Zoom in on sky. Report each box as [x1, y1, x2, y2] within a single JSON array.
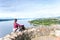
[[0, 0, 60, 18]]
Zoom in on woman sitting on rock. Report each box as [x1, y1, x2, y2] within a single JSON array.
[[13, 19, 25, 32]]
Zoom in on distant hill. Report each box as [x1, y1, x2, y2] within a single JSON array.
[[0, 18, 35, 22], [0, 19, 14, 21], [56, 16, 60, 18]]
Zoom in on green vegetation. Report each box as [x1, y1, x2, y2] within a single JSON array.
[[29, 18, 60, 26]]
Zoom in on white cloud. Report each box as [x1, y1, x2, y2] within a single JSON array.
[[0, 0, 60, 18], [33, 5, 60, 18]]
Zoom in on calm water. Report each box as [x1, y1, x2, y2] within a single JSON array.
[[0, 19, 34, 38]]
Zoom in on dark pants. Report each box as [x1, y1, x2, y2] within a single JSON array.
[[19, 25, 25, 31], [21, 25, 25, 30]]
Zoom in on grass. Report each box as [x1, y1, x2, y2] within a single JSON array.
[[29, 18, 60, 26]]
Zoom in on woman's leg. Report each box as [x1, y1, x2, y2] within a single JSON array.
[[13, 28, 18, 32]]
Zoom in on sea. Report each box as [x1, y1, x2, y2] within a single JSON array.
[[0, 18, 35, 38]]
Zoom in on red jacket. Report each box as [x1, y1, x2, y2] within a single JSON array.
[[14, 22, 21, 28]]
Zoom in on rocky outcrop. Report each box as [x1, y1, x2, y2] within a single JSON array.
[[1, 25, 58, 40]]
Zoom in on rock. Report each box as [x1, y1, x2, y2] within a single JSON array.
[[49, 31, 55, 36], [11, 33, 17, 37], [3, 26, 55, 40], [17, 32, 23, 36], [4, 34, 11, 38], [55, 30, 60, 37], [3, 38, 11, 40]]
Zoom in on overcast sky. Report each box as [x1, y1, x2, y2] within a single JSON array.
[[0, 0, 60, 18]]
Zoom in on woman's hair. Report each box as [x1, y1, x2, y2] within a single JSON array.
[[15, 19, 17, 22]]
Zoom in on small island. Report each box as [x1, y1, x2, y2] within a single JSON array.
[[29, 18, 60, 26]]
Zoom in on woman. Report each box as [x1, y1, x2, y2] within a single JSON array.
[[13, 19, 25, 32]]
